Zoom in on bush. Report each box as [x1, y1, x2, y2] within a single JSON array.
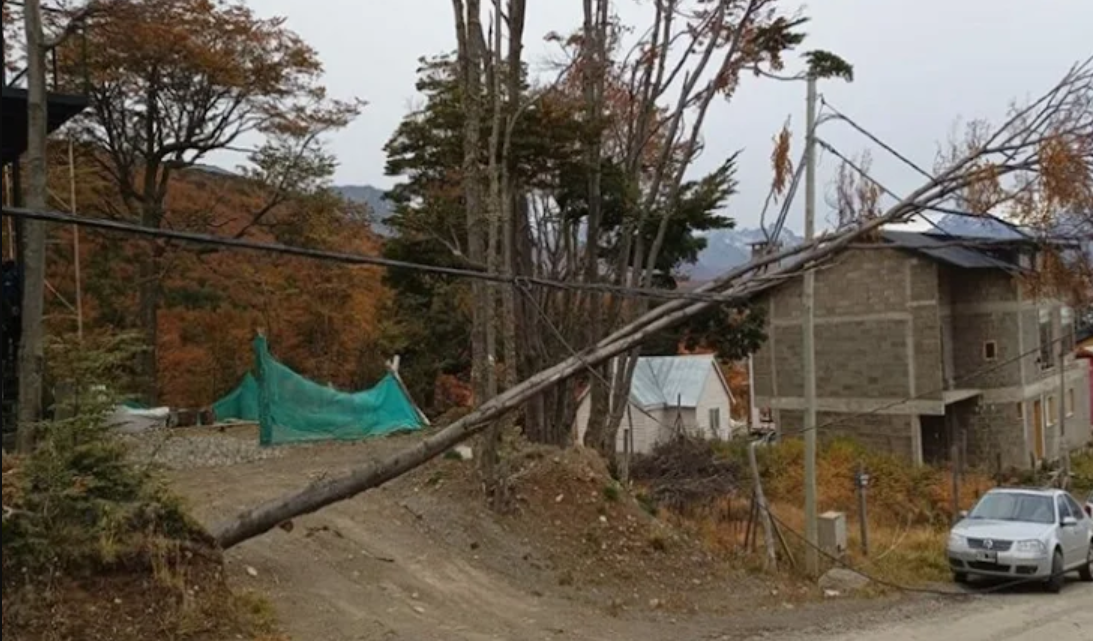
[[3, 332, 206, 588], [754, 437, 993, 528], [631, 433, 742, 516]]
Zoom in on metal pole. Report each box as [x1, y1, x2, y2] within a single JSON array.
[[803, 73, 820, 577], [68, 137, 82, 341], [1059, 341, 1070, 485], [857, 462, 869, 556]]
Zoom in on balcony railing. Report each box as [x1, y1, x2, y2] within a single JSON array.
[[2, 0, 90, 96]]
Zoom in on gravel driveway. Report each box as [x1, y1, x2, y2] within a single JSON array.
[[778, 583, 1092, 641]]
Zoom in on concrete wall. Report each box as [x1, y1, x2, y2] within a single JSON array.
[[753, 248, 940, 461], [751, 246, 1086, 469], [776, 410, 916, 461]]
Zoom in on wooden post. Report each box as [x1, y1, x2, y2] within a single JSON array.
[[68, 138, 83, 342], [949, 414, 960, 524], [621, 404, 634, 485], [749, 442, 777, 572]]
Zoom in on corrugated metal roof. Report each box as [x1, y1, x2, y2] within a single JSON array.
[[879, 230, 1019, 270], [630, 355, 718, 409]]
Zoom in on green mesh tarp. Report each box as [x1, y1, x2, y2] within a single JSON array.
[[212, 373, 260, 423], [214, 336, 425, 446]]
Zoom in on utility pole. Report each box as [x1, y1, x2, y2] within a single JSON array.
[[802, 73, 819, 577], [17, 0, 50, 450], [68, 137, 83, 342]]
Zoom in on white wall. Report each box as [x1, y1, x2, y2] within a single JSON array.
[[696, 364, 733, 440], [572, 362, 734, 453], [574, 394, 667, 455]]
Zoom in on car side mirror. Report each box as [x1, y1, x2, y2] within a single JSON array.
[[1062, 516, 1079, 527]]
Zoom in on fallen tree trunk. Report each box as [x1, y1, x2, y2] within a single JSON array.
[[209, 194, 941, 550], [210, 60, 1092, 549]]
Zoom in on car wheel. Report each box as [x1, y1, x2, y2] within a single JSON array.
[[1045, 549, 1066, 594], [953, 572, 969, 585], [1080, 542, 1093, 583]]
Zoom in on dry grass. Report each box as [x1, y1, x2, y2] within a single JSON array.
[[640, 438, 992, 590]]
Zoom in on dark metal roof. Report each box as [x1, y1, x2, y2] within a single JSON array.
[[879, 230, 1022, 270]]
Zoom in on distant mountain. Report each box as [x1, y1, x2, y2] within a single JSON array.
[[683, 227, 804, 282], [336, 185, 395, 236]]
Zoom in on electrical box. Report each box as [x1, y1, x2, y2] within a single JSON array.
[[818, 511, 847, 558]]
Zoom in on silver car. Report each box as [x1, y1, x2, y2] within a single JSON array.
[[947, 488, 1093, 593]]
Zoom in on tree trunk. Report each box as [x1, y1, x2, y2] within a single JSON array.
[[479, 0, 503, 495], [211, 224, 830, 549], [138, 250, 160, 404], [209, 173, 1023, 548], [16, 0, 49, 449]]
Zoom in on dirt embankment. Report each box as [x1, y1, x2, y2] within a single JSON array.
[[153, 427, 922, 641]]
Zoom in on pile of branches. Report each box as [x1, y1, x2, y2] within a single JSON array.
[[631, 433, 741, 515]]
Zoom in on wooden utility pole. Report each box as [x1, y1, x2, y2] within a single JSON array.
[[802, 73, 820, 576], [16, 0, 49, 450], [749, 442, 778, 572], [68, 137, 83, 342]]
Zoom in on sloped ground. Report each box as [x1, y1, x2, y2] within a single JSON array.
[[155, 427, 938, 641]]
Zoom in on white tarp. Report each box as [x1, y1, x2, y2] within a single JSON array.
[[107, 405, 170, 434]]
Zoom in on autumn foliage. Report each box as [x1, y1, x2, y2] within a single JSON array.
[[41, 144, 389, 409]]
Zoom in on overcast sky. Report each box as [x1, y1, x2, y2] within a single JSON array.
[[241, 0, 1091, 231]]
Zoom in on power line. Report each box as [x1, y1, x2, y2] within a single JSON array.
[[759, 500, 1085, 598], [0, 205, 781, 305]]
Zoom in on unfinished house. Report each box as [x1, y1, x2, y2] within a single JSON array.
[[751, 229, 1091, 469]]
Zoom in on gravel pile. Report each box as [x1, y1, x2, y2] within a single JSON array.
[[123, 430, 287, 470]]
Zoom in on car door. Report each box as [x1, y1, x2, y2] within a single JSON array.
[[1056, 496, 1080, 567], [1066, 494, 1093, 560]]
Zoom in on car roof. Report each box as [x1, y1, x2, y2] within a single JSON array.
[[985, 487, 1060, 497]]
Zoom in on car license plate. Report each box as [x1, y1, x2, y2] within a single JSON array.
[[975, 551, 998, 563]]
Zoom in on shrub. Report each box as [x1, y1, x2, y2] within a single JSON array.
[[3, 332, 206, 588]]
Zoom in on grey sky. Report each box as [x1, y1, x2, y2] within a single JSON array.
[[243, 0, 1091, 231]]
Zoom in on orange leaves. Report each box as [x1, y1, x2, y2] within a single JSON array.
[[769, 121, 793, 199], [1038, 135, 1093, 213]]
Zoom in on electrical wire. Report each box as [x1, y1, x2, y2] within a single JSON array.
[[0, 205, 780, 305], [759, 500, 1091, 598]]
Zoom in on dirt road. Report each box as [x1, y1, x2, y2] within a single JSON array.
[[154, 430, 1091, 641], [785, 584, 1092, 641]]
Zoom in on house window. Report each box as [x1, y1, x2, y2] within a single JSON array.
[[1067, 389, 1075, 417], [1039, 309, 1055, 370], [708, 408, 721, 436], [983, 341, 998, 361], [1047, 395, 1057, 425]]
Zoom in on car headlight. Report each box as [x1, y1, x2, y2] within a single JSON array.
[[948, 533, 967, 549], [1015, 540, 1047, 555]]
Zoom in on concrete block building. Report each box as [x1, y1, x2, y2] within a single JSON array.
[[751, 229, 1090, 469]]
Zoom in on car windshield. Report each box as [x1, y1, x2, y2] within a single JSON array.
[[968, 493, 1055, 524]]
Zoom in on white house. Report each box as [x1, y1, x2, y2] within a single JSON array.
[[573, 354, 736, 455]]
